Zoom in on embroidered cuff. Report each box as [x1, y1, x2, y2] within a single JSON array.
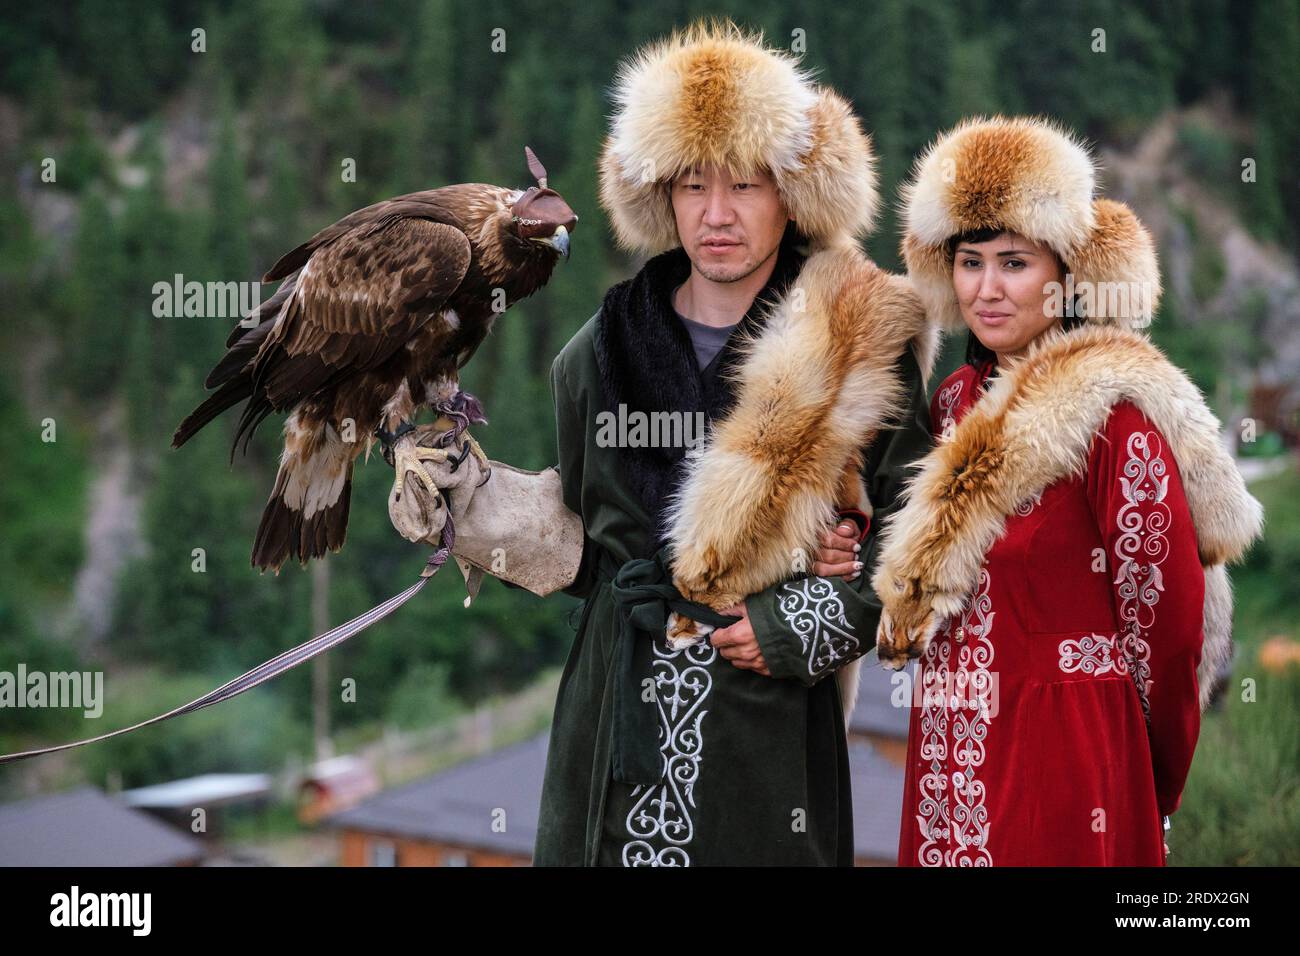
[[749, 576, 863, 686]]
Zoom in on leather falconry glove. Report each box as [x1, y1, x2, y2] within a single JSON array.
[[386, 423, 584, 604]]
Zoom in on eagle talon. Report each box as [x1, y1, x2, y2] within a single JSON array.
[[463, 433, 491, 476], [376, 419, 418, 468], [391, 440, 452, 501], [447, 439, 473, 473]]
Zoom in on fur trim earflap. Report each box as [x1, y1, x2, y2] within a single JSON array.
[[870, 323, 1264, 709], [598, 19, 879, 254], [900, 116, 1161, 330]]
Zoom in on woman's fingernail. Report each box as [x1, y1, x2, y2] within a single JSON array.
[[848, 572, 859, 581], [853, 561, 863, 570], [853, 543, 861, 553]]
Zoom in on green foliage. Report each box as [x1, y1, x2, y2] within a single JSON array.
[[111, 368, 313, 673], [385, 661, 463, 730], [1243, 121, 1290, 244], [1249, 0, 1300, 246], [1177, 121, 1239, 197], [0, 380, 88, 605], [1174, 669, 1300, 866], [52, 116, 112, 193], [60, 191, 129, 398], [1190, 232, 1227, 307], [76, 669, 310, 788], [1237, 466, 1300, 616], [208, 79, 254, 283], [0, 596, 83, 741], [1171, 464, 1300, 865]]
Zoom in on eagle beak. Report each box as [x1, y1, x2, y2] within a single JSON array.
[[536, 225, 570, 259]]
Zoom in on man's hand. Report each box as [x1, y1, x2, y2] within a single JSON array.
[[814, 520, 863, 581], [711, 602, 771, 676]]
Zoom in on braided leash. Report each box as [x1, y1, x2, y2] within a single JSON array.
[[0, 542, 453, 765]]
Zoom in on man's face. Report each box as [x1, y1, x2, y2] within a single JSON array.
[[670, 163, 790, 283]]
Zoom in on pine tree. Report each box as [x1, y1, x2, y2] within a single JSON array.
[[392, 0, 455, 193], [63, 190, 127, 398], [208, 79, 253, 283], [1250, 0, 1300, 245]]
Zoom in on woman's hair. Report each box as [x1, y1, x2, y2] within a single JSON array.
[[945, 227, 1084, 369]]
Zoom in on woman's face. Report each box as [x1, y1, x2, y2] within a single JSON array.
[[952, 231, 1066, 363]]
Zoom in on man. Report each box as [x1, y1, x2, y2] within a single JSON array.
[[390, 21, 936, 866]]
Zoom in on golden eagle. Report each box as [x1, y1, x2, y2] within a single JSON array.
[[172, 148, 576, 571]]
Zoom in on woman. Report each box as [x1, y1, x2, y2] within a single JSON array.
[[816, 117, 1263, 865]]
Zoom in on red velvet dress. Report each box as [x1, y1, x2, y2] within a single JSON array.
[[896, 361, 1206, 866]]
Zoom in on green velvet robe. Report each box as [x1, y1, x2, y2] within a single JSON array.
[[532, 311, 932, 866]]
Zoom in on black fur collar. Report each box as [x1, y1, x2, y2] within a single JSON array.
[[594, 227, 807, 542]]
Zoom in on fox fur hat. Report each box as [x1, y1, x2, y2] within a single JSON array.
[[598, 19, 879, 255], [900, 115, 1161, 330]]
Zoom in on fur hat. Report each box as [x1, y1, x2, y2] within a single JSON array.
[[900, 115, 1161, 330], [598, 19, 879, 255]]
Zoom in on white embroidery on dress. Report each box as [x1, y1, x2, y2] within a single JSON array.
[[622, 638, 717, 867], [1058, 632, 1127, 675], [916, 639, 952, 865], [1113, 430, 1170, 721], [1014, 489, 1044, 517], [937, 380, 965, 440], [917, 566, 996, 866], [776, 577, 859, 677]]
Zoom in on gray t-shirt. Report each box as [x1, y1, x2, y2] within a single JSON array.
[[673, 286, 739, 369]]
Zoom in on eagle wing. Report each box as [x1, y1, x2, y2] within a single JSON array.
[[233, 217, 472, 447]]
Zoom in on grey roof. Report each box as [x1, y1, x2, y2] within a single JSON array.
[[849, 655, 912, 739], [327, 733, 548, 857], [0, 786, 206, 866], [848, 741, 905, 863], [122, 773, 271, 809]]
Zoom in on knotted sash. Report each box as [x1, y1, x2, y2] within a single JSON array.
[[599, 546, 739, 786]]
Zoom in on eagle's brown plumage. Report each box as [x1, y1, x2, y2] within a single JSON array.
[[173, 155, 577, 572]]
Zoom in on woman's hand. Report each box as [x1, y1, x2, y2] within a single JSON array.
[[814, 520, 863, 581]]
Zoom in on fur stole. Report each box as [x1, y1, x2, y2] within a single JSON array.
[[871, 323, 1265, 709], [665, 241, 939, 712]]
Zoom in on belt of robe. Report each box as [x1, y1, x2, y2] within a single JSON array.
[[594, 545, 740, 787]]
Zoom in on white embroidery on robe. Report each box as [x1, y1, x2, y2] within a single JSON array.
[[1113, 430, 1170, 722], [622, 638, 717, 867], [1058, 632, 1127, 675], [775, 577, 859, 677], [917, 566, 995, 866], [936, 379, 965, 440]]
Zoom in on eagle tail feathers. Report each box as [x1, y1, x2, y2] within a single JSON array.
[[250, 442, 355, 572], [171, 377, 254, 450]]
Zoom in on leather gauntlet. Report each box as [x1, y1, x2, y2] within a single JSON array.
[[387, 425, 584, 601]]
